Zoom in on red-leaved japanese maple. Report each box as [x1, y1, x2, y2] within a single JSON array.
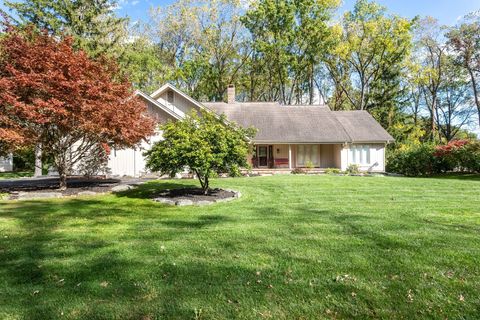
[[0, 25, 155, 189]]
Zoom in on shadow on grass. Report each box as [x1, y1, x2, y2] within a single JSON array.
[[114, 180, 198, 199], [419, 173, 480, 181], [1, 180, 478, 319], [0, 196, 237, 319]]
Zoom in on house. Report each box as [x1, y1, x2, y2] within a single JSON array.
[[107, 83, 393, 176], [0, 154, 13, 172]]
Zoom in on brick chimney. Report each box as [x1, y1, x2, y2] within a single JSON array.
[[227, 84, 235, 104]]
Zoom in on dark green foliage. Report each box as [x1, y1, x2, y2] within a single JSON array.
[[12, 147, 34, 171], [145, 110, 255, 193], [325, 167, 342, 174], [387, 144, 446, 176], [345, 164, 360, 174], [437, 140, 480, 173], [387, 140, 480, 176], [291, 167, 306, 174], [4, 0, 127, 58]]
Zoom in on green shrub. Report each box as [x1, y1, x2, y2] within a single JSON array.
[[387, 144, 445, 176], [435, 140, 480, 173], [325, 168, 342, 174], [305, 160, 314, 169], [291, 168, 306, 174], [345, 164, 360, 175], [387, 140, 480, 176]]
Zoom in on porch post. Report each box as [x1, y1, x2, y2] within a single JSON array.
[[288, 144, 292, 169]]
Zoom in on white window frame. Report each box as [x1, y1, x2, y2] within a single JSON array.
[[349, 145, 371, 165], [296, 144, 319, 167]]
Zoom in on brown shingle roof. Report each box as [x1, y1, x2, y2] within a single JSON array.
[[203, 102, 393, 143]]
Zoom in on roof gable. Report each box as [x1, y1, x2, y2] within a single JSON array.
[[150, 83, 206, 112], [135, 90, 182, 120]]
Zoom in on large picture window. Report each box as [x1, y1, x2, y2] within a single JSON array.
[[349, 145, 371, 165], [296, 145, 319, 167]]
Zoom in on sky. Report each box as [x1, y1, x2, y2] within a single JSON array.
[[112, 0, 480, 25], [1, 0, 479, 26]]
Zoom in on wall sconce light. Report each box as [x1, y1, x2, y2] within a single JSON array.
[[277, 148, 280, 154]]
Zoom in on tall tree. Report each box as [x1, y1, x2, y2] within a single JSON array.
[[447, 13, 480, 127], [414, 17, 446, 140], [326, 0, 414, 113], [148, 0, 247, 101], [4, 0, 127, 58], [120, 34, 167, 93], [0, 26, 154, 189], [436, 58, 476, 141], [242, 0, 339, 104]]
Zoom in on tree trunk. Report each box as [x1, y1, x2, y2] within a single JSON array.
[[203, 175, 209, 195], [34, 144, 42, 177], [195, 169, 209, 195], [59, 171, 67, 190], [467, 67, 480, 127], [309, 65, 314, 105], [431, 95, 437, 140]]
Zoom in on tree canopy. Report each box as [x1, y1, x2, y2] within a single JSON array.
[[145, 110, 255, 194], [2, 0, 479, 159], [0, 25, 155, 188]]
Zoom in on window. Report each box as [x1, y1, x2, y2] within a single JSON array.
[[167, 90, 175, 103], [349, 145, 371, 165], [296, 145, 319, 167]]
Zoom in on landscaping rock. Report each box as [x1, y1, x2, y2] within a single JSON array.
[[111, 184, 133, 192], [175, 199, 194, 206], [78, 191, 97, 196], [215, 197, 235, 203], [150, 188, 240, 206], [153, 197, 176, 205], [196, 200, 214, 206], [17, 192, 63, 200]]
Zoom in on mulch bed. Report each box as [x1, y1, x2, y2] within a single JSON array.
[[152, 188, 239, 206], [0, 177, 121, 194]]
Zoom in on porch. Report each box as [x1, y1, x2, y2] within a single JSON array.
[[250, 144, 342, 170]]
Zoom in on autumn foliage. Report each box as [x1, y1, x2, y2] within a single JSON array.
[[0, 25, 155, 188]]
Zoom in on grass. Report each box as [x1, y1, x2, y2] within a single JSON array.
[[0, 174, 479, 319], [0, 171, 33, 179]]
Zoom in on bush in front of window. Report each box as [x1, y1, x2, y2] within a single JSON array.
[[305, 160, 315, 169], [325, 168, 342, 174], [345, 164, 360, 175], [291, 168, 306, 174]]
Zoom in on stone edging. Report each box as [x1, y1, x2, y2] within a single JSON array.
[[9, 182, 143, 201], [152, 188, 242, 206]]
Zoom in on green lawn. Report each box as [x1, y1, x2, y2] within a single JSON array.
[[0, 171, 33, 179], [1, 175, 479, 319]]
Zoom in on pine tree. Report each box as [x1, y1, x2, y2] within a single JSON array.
[[4, 0, 127, 58]]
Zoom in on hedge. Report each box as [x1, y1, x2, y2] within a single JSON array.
[[387, 140, 480, 176]]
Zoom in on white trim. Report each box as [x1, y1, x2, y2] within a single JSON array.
[[288, 144, 292, 169], [135, 90, 183, 120], [150, 83, 207, 112]]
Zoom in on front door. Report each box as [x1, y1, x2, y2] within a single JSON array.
[[258, 146, 268, 167]]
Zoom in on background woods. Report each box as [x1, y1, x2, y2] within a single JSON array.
[[2, 0, 480, 153]]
